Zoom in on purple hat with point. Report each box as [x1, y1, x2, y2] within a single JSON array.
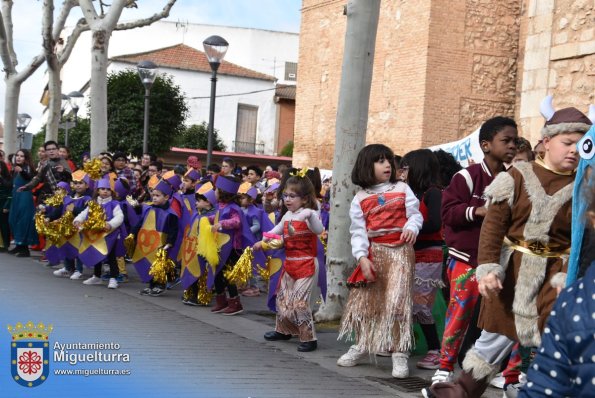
[[184, 168, 201, 182], [238, 182, 259, 199], [215, 175, 240, 194], [57, 181, 71, 194], [162, 170, 182, 191], [264, 182, 280, 194], [96, 176, 112, 190], [114, 177, 130, 200], [197, 182, 217, 207], [154, 179, 173, 196]]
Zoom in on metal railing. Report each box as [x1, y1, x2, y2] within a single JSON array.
[[232, 140, 264, 154]]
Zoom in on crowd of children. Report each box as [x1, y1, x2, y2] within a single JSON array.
[[1, 98, 594, 396]]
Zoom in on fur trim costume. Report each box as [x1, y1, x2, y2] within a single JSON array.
[[476, 161, 574, 347]]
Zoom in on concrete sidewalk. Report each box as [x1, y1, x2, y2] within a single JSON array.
[[1, 251, 501, 397]]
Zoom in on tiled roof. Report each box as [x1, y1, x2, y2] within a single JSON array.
[[275, 84, 296, 100], [111, 44, 276, 82]]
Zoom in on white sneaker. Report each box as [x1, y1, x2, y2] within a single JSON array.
[[431, 369, 454, 385], [83, 276, 103, 285], [491, 372, 505, 389], [391, 352, 409, 378], [376, 350, 392, 357], [337, 345, 367, 367], [503, 382, 524, 398], [70, 271, 83, 280], [107, 278, 118, 289], [53, 267, 72, 278]]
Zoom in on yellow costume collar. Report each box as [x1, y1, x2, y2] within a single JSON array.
[[535, 157, 575, 176]]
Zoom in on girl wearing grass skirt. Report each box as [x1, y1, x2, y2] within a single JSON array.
[[337, 144, 423, 378]]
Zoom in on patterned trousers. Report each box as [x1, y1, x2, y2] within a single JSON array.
[[275, 272, 317, 342], [438, 258, 522, 384], [439, 258, 480, 371]]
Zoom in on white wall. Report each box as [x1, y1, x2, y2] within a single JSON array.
[[55, 21, 297, 155], [108, 62, 277, 155], [60, 20, 298, 96]]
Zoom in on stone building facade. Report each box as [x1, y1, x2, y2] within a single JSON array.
[[293, 0, 594, 168]]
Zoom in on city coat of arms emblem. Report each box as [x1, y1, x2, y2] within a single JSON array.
[[8, 321, 52, 387]]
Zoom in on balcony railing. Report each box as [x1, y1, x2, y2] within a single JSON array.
[[232, 140, 264, 155]]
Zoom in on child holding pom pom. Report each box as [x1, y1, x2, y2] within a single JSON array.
[[132, 179, 179, 297], [254, 172, 324, 352], [73, 176, 124, 289]]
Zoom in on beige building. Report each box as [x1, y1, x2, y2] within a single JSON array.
[[293, 0, 594, 168]]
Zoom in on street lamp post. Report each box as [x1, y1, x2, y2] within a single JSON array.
[[60, 94, 72, 147], [67, 91, 84, 124], [59, 91, 83, 147], [137, 61, 158, 154], [202, 35, 229, 167], [16, 113, 32, 150]]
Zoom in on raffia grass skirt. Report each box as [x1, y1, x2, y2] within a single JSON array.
[[338, 242, 415, 353]]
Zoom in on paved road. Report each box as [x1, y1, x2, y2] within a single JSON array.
[[0, 252, 501, 397]]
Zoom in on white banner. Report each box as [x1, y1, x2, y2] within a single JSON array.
[[429, 128, 484, 168]]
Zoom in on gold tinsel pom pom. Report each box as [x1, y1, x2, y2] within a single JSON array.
[[81, 201, 107, 232], [57, 211, 77, 239], [223, 246, 254, 287], [34, 212, 61, 244], [124, 234, 135, 258], [197, 274, 213, 305], [43, 189, 67, 207], [83, 157, 103, 181], [149, 247, 176, 285], [256, 256, 272, 283]]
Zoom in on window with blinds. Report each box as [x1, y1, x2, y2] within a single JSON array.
[[285, 62, 297, 81], [234, 104, 258, 153]]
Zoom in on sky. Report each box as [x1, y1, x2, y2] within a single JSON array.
[[0, 0, 302, 136]]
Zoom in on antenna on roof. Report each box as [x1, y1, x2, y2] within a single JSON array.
[[176, 19, 189, 43]]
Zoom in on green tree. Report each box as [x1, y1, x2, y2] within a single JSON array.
[[280, 140, 293, 156], [174, 122, 226, 151], [107, 69, 188, 156]]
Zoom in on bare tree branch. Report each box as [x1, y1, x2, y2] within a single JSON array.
[[52, 0, 78, 39], [114, 0, 176, 31], [42, 0, 56, 60], [0, 11, 15, 77], [58, 18, 89, 65], [79, 0, 99, 27], [1, 0, 17, 72]]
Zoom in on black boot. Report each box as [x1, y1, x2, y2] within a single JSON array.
[[264, 331, 292, 341], [14, 245, 30, 257], [297, 340, 317, 352]]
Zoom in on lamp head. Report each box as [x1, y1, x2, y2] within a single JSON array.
[[16, 113, 32, 131], [67, 91, 84, 113], [202, 35, 229, 70], [137, 60, 158, 89]]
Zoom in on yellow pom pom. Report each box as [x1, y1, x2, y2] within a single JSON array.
[[81, 201, 107, 232], [148, 248, 176, 285], [124, 234, 135, 258], [197, 274, 213, 305], [223, 247, 254, 287], [43, 190, 67, 207], [83, 158, 103, 181], [58, 211, 77, 239]]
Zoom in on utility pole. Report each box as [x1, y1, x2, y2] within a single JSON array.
[[315, 0, 381, 321]]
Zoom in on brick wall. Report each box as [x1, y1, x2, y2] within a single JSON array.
[[517, 0, 594, 145], [295, 0, 592, 168]]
